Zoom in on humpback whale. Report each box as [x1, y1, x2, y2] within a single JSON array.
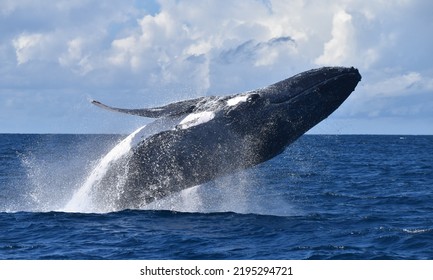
[[91, 67, 361, 210]]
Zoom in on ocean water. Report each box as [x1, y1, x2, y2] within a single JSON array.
[[0, 134, 432, 259]]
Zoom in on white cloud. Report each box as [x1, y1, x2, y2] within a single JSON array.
[[109, 37, 138, 68], [340, 70, 433, 121], [12, 33, 44, 64], [364, 72, 424, 97], [2, 0, 433, 133], [315, 9, 355, 65], [58, 38, 93, 75]]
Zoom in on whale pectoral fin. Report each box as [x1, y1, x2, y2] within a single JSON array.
[[91, 97, 206, 118]]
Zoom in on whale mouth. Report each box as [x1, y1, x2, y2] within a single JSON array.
[[267, 67, 361, 104]]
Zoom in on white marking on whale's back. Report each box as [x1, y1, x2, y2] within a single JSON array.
[[178, 111, 215, 129], [226, 95, 249, 106]]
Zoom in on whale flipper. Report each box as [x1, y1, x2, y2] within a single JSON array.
[[91, 97, 206, 118]]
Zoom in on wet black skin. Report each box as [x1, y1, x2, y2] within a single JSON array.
[[94, 67, 362, 209]]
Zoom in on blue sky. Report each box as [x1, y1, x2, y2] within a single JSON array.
[[1, 0, 432, 134]]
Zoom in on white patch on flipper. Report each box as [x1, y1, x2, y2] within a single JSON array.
[[178, 111, 215, 129], [226, 95, 249, 106]]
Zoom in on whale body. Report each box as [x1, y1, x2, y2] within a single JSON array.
[[91, 67, 361, 210]]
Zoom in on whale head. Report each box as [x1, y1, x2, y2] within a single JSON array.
[[222, 67, 362, 162]]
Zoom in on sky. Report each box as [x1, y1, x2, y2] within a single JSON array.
[[1, 0, 432, 134]]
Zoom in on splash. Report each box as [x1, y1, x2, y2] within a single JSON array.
[[58, 121, 296, 215], [60, 116, 183, 213], [141, 170, 297, 216], [61, 126, 147, 213], [13, 123, 296, 216], [51, 112, 296, 215], [16, 136, 105, 212]]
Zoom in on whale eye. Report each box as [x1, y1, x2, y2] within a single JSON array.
[[247, 93, 260, 102]]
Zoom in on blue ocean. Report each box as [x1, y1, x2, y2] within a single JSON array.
[[1, 134, 432, 259]]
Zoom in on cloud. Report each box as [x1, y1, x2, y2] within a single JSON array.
[[3, 1, 414, 84], [1, 0, 433, 133], [364, 72, 424, 97], [58, 38, 93, 75], [12, 33, 45, 64], [339, 70, 433, 121], [219, 36, 295, 65], [315, 10, 355, 65]]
